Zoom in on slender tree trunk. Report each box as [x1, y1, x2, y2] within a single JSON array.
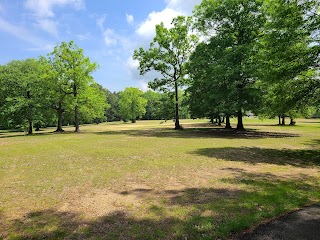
[[55, 102, 64, 132], [74, 104, 80, 132], [289, 117, 295, 125], [281, 115, 285, 125], [236, 109, 245, 130], [225, 114, 232, 129], [26, 90, 33, 135], [28, 119, 33, 135], [222, 116, 225, 123], [174, 80, 181, 130], [218, 116, 222, 126], [278, 115, 281, 125], [74, 85, 80, 132]]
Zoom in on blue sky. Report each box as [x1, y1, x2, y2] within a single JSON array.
[[0, 0, 201, 92]]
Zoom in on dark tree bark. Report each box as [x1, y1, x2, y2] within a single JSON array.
[[74, 84, 80, 132], [225, 114, 232, 129], [55, 102, 64, 132], [174, 80, 182, 130], [236, 109, 245, 130], [281, 115, 286, 125], [222, 116, 225, 123], [26, 90, 33, 135], [278, 115, 281, 125], [289, 118, 295, 125], [28, 120, 33, 135], [218, 116, 222, 126]]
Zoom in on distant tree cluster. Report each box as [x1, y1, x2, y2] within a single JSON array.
[[0, 41, 109, 134], [134, 0, 320, 130]]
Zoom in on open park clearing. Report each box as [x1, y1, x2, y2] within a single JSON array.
[[0, 118, 319, 239]]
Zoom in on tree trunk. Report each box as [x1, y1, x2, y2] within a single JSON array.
[[225, 114, 232, 129], [131, 119, 136, 123], [218, 116, 222, 126], [174, 81, 181, 130], [222, 116, 225, 123], [236, 109, 245, 130], [278, 115, 281, 125], [281, 116, 285, 125], [74, 104, 80, 132], [55, 102, 64, 132], [289, 118, 295, 125], [74, 85, 80, 132], [28, 119, 33, 135]]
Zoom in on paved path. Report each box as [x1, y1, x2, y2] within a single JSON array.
[[238, 204, 320, 240]]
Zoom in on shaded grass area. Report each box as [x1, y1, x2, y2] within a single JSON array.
[[191, 147, 320, 167], [0, 118, 319, 239], [4, 172, 319, 240]]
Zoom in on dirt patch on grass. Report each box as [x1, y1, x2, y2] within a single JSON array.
[[60, 189, 142, 219]]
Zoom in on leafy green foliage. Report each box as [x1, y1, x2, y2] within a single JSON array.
[[190, 0, 265, 130], [134, 16, 198, 129], [119, 87, 147, 123], [0, 59, 51, 133]]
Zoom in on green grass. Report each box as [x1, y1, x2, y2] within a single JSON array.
[[0, 118, 319, 239]]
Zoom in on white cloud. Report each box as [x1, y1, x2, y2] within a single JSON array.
[[139, 80, 149, 92], [165, 0, 201, 14], [136, 8, 182, 38], [126, 13, 134, 25], [103, 29, 118, 46], [76, 32, 92, 41], [96, 14, 106, 31], [24, 0, 85, 37], [126, 56, 139, 70], [36, 19, 59, 37], [0, 16, 53, 51], [25, 0, 85, 18]]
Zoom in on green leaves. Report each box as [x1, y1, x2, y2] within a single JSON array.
[[119, 87, 147, 123]]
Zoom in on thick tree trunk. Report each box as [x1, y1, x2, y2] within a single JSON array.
[[55, 102, 64, 132], [281, 116, 285, 125], [225, 114, 232, 129], [236, 110, 245, 130], [278, 115, 281, 125], [28, 120, 33, 135], [174, 81, 181, 130]]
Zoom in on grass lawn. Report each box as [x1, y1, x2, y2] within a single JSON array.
[[0, 118, 319, 239]]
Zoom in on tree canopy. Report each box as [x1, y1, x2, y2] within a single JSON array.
[[133, 16, 198, 129]]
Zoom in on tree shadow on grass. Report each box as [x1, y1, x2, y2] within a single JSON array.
[[190, 147, 320, 167], [2, 172, 319, 240], [95, 127, 299, 140]]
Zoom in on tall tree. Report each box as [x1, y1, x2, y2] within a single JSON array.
[[0, 59, 47, 134], [258, 0, 320, 119], [44, 41, 98, 132], [133, 16, 198, 130], [192, 0, 265, 130], [119, 87, 147, 123]]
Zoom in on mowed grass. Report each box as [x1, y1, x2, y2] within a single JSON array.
[[0, 118, 319, 239]]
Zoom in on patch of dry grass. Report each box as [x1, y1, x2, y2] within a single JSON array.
[[0, 118, 319, 239]]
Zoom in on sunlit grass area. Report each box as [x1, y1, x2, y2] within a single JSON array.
[[0, 118, 319, 239]]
